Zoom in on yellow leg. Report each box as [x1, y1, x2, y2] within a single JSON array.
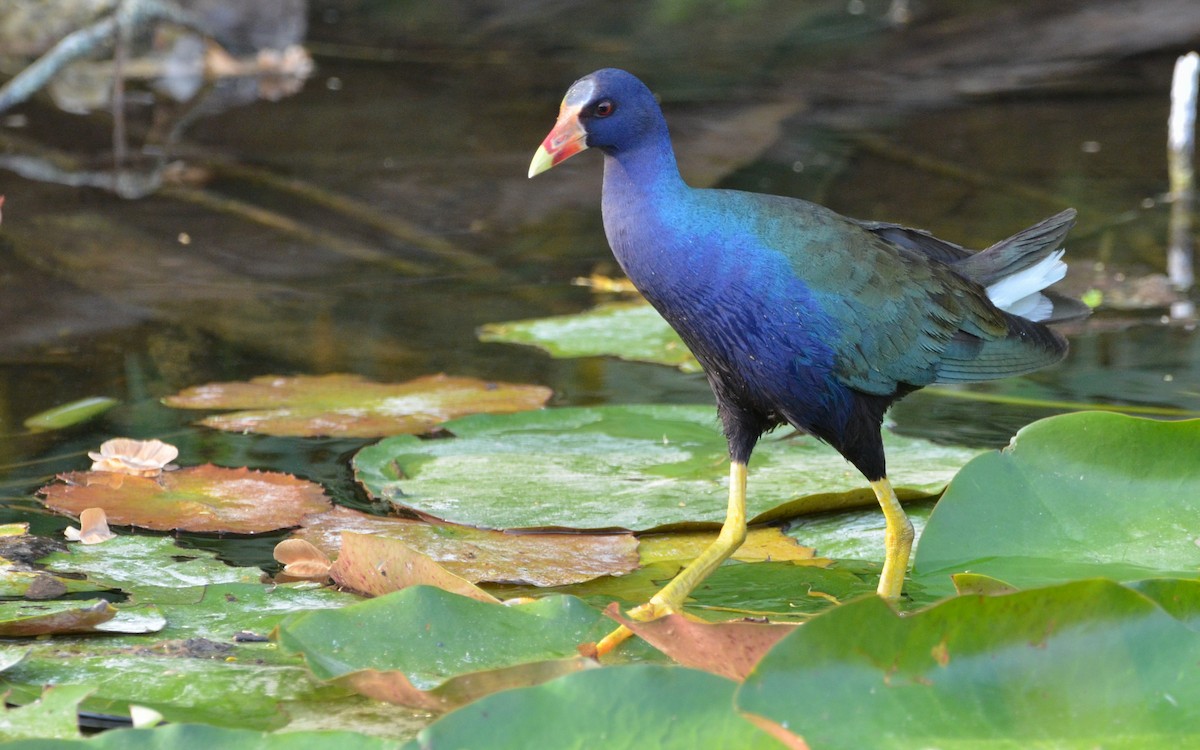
[[871, 477, 913, 600], [595, 461, 749, 656]]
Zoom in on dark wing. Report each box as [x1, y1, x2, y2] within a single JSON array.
[[748, 196, 1067, 395]]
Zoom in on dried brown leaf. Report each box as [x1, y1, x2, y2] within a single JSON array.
[[298, 506, 638, 586], [272, 538, 332, 580], [330, 531, 499, 603], [605, 603, 799, 682]]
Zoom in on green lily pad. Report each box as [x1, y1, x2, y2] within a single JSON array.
[[0, 684, 92, 741], [163, 373, 553, 437], [737, 579, 1200, 749], [0, 584, 357, 732], [295, 506, 639, 586], [914, 412, 1200, 591], [408, 664, 783, 749], [354, 405, 978, 532], [37, 535, 265, 590], [0, 533, 363, 733], [275, 586, 610, 707], [23, 397, 119, 432], [479, 301, 702, 372], [787, 500, 934, 561], [0, 722, 404, 748], [38, 466, 332, 534]]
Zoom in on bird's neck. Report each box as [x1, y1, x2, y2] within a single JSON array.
[[599, 136, 697, 300], [601, 135, 687, 211]]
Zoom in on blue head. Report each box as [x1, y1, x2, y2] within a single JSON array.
[[528, 69, 671, 177]]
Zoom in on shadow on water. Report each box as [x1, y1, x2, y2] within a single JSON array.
[[0, 1, 1198, 561]]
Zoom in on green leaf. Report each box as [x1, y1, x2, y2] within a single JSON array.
[[163, 374, 552, 438], [0, 684, 91, 741], [738, 579, 1200, 749], [479, 301, 702, 372], [23, 397, 119, 432], [0, 722, 404, 748], [355, 405, 978, 532], [409, 664, 784, 750], [914, 412, 1200, 591], [275, 587, 608, 692], [37, 535, 265, 591], [1, 534, 363, 732]]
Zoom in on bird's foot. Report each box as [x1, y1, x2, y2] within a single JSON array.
[[593, 596, 678, 657]]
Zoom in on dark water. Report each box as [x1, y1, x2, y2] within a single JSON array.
[[1, 2, 1198, 554]]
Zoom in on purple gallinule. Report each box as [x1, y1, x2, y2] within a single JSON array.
[[530, 69, 1086, 652]]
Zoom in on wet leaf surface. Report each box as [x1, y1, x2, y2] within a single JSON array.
[[296, 505, 639, 586], [738, 580, 1200, 749], [354, 405, 977, 532], [38, 465, 332, 534], [0, 536, 367, 734], [479, 301, 702, 372], [163, 374, 553, 437]]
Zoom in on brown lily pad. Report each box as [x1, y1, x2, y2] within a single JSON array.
[[0, 601, 117, 637], [162, 373, 553, 437], [38, 465, 331, 534], [296, 506, 639, 587], [330, 531, 500, 603], [605, 604, 799, 682]]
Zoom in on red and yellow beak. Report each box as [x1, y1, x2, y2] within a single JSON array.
[[528, 103, 587, 178]]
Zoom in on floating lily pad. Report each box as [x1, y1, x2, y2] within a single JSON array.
[[38, 535, 265, 591], [163, 373, 553, 437], [0, 684, 92, 741], [914, 412, 1200, 592], [296, 506, 639, 586], [354, 405, 978, 532], [0, 532, 367, 732], [275, 586, 610, 708], [38, 465, 332, 534], [408, 664, 782, 749], [737, 579, 1200, 749], [0, 723, 405, 748], [479, 301, 702, 372]]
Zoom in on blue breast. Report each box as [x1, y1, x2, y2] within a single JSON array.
[[602, 175, 853, 435]]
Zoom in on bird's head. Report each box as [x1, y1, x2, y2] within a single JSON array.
[[528, 69, 663, 178]]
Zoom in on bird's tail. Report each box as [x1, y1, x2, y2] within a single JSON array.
[[954, 208, 1089, 323]]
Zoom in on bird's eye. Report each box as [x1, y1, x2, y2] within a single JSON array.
[[593, 100, 615, 118]]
